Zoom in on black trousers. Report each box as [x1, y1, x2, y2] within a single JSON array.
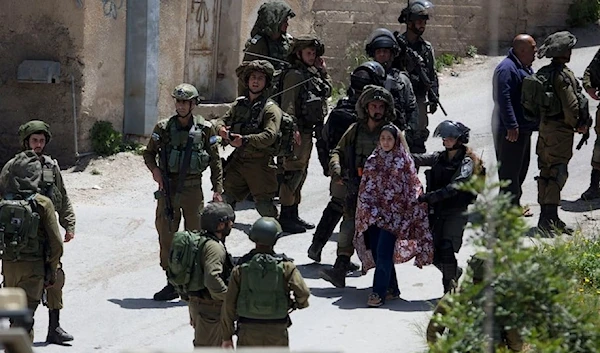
[[493, 129, 532, 207]]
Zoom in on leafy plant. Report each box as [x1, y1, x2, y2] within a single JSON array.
[[90, 121, 122, 156], [344, 41, 370, 76], [567, 0, 600, 27], [434, 53, 462, 72], [466, 45, 478, 58]]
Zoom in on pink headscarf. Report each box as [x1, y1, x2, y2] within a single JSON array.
[[353, 125, 434, 272]]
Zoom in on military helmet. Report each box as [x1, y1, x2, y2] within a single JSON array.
[[433, 120, 470, 144], [248, 217, 283, 246], [467, 252, 491, 282], [240, 60, 276, 87], [200, 202, 236, 234], [398, 0, 434, 23], [171, 83, 200, 104], [350, 61, 386, 92], [19, 120, 52, 146], [537, 31, 577, 59], [288, 35, 325, 61], [355, 85, 396, 122], [365, 28, 399, 57]]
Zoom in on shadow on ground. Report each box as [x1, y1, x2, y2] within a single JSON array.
[[107, 298, 187, 309], [310, 286, 440, 312], [561, 198, 600, 213], [297, 263, 362, 280]]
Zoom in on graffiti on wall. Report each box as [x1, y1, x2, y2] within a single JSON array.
[[192, 0, 209, 38], [102, 0, 124, 19]]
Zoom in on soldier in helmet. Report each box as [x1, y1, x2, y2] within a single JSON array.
[[395, 0, 439, 153], [365, 28, 419, 143], [581, 47, 600, 200], [319, 85, 396, 288], [216, 60, 282, 218], [186, 202, 235, 347], [0, 120, 74, 344], [412, 120, 484, 293], [238, 0, 296, 95], [143, 83, 224, 301], [533, 31, 589, 235], [278, 36, 332, 234], [221, 217, 310, 348], [427, 253, 524, 350], [309, 61, 386, 263], [0, 151, 64, 344]]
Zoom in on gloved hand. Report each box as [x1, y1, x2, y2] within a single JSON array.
[[428, 101, 438, 115], [418, 193, 432, 204]]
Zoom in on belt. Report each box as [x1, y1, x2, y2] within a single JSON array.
[[166, 177, 202, 187], [238, 316, 288, 324], [234, 150, 270, 159], [189, 296, 222, 307]]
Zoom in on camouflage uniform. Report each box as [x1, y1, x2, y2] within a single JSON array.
[[580, 48, 600, 200], [215, 61, 282, 218], [534, 32, 587, 234], [238, 1, 295, 95], [143, 84, 223, 300], [394, 1, 439, 153], [0, 151, 63, 342], [221, 218, 310, 348], [187, 202, 235, 347], [426, 253, 524, 351], [0, 120, 75, 343], [308, 61, 387, 263], [319, 86, 396, 288], [278, 36, 332, 233]]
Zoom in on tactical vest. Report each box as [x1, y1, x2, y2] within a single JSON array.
[[401, 34, 435, 96], [325, 98, 358, 152], [521, 65, 563, 122], [0, 194, 43, 261], [245, 34, 291, 70], [229, 98, 268, 136], [425, 149, 475, 211], [287, 68, 329, 129], [162, 116, 212, 175], [385, 69, 409, 128], [40, 156, 63, 211], [352, 124, 382, 170], [237, 253, 289, 320]]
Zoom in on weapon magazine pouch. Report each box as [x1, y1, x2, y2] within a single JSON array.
[[168, 149, 181, 173], [302, 91, 325, 125]]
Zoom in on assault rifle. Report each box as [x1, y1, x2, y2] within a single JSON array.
[[152, 133, 174, 231], [394, 32, 448, 116]]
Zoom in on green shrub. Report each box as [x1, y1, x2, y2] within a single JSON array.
[[344, 41, 370, 76], [568, 0, 600, 27], [466, 45, 478, 58], [90, 121, 122, 156], [434, 53, 462, 72]]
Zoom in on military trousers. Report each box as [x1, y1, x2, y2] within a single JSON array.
[[536, 120, 574, 205], [329, 178, 346, 213], [280, 132, 313, 207], [410, 96, 430, 153], [592, 108, 600, 170], [156, 178, 204, 270], [237, 322, 289, 347], [430, 211, 469, 254], [337, 202, 356, 257], [2, 260, 45, 339], [45, 265, 65, 310], [223, 153, 278, 217], [188, 296, 223, 347]]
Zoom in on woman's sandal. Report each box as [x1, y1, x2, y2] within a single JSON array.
[[367, 293, 383, 307], [385, 289, 401, 301]]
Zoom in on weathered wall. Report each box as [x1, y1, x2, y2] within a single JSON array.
[[0, 0, 84, 166]]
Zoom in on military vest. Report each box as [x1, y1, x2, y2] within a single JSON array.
[[385, 69, 410, 128], [284, 67, 329, 128], [400, 34, 435, 96], [246, 34, 292, 70], [325, 98, 358, 152], [237, 253, 289, 320], [0, 194, 43, 261], [351, 123, 383, 171], [161, 116, 212, 175], [229, 98, 269, 136], [425, 148, 476, 210], [40, 156, 63, 211]]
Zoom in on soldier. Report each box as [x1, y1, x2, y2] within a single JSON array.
[[187, 202, 235, 347], [239, 0, 296, 95], [278, 36, 332, 234], [534, 31, 588, 234], [0, 151, 63, 343], [143, 83, 223, 301], [309, 61, 386, 263], [319, 85, 396, 288], [412, 120, 483, 293], [221, 217, 310, 348], [426, 253, 524, 351], [365, 28, 419, 140], [580, 48, 600, 200], [0, 121, 74, 344], [216, 60, 281, 218], [395, 0, 439, 153]]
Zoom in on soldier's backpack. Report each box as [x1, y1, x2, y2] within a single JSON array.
[[0, 195, 41, 260], [260, 101, 295, 158], [324, 98, 358, 152], [237, 253, 290, 320], [521, 66, 562, 123], [166, 230, 211, 294]]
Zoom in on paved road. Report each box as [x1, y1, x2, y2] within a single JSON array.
[[31, 41, 600, 353]]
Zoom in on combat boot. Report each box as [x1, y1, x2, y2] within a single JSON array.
[[307, 205, 344, 262], [46, 309, 73, 344], [538, 205, 573, 235], [153, 281, 178, 301], [279, 206, 306, 234], [292, 204, 315, 229], [581, 169, 600, 201], [547, 204, 574, 235], [319, 255, 352, 288]]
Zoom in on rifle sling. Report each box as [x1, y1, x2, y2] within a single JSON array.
[[176, 130, 195, 195]]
